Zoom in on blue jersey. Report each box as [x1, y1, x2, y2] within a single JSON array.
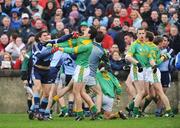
[[32, 42, 52, 67], [62, 53, 76, 75], [50, 51, 64, 68]]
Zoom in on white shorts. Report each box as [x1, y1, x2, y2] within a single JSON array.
[[129, 65, 146, 81], [73, 65, 90, 83], [102, 94, 114, 112], [144, 67, 161, 84]]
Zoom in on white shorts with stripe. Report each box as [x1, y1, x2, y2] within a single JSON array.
[[144, 67, 161, 84], [129, 65, 146, 81], [73, 65, 90, 83]]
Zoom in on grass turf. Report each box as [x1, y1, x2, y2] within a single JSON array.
[[0, 114, 179, 128]]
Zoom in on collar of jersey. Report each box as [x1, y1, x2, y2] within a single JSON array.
[[82, 39, 92, 45]]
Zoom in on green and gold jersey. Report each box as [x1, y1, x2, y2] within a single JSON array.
[[58, 37, 93, 68], [96, 71, 122, 98], [127, 39, 151, 67], [147, 42, 163, 65]]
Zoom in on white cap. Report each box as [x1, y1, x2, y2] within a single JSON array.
[[21, 13, 29, 19]]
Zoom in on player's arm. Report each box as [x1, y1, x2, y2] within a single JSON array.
[[125, 43, 139, 65], [59, 44, 89, 54]]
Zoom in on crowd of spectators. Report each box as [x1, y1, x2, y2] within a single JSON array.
[[0, 0, 179, 74]]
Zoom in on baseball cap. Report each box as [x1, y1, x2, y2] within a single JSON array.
[[80, 21, 88, 27], [21, 13, 29, 19]]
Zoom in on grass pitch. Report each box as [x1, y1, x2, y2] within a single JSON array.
[[0, 114, 179, 128]]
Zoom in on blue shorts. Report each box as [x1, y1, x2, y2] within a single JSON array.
[[48, 67, 60, 84], [161, 71, 171, 88], [32, 67, 50, 84]]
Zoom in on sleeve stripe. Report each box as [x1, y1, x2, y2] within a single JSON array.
[[68, 40, 73, 48], [74, 46, 78, 54]]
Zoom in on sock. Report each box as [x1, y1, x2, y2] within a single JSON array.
[[90, 105, 97, 114], [142, 98, 152, 112], [133, 107, 139, 115], [44, 108, 50, 117], [61, 106, 68, 114], [39, 97, 48, 115], [33, 92, 40, 112], [128, 100, 135, 111], [27, 99, 32, 111], [30, 104, 35, 111], [76, 110, 83, 117], [68, 101, 74, 112]]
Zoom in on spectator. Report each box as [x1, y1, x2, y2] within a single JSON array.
[[119, 8, 132, 27], [85, 0, 105, 17], [0, 34, 9, 55], [114, 21, 130, 53], [105, 0, 122, 16], [108, 17, 121, 40], [158, 13, 171, 35], [148, 10, 161, 35], [27, 0, 43, 17], [19, 13, 34, 44], [158, 2, 167, 14], [13, 49, 26, 69], [0, 16, 16, 37], [99, 25, 114, 50], [13, 0, 30, 16], [42, 0, 57, 24], [10, 8, 21, 30], [130, 10, 142, 29], [91, 17, 100, 29], [5, 35, 25, 58], [110, 51, 126, 72], [107, 2, 121, 28], [169, 12, 179, 26], [2, 0, 13, 16], [32, 19, 47, 34], [141, 20, 149, 31], [87, 7, 108, 27], [0, 4, 8, 26], [38, 0, 60, 9], [141, 2, 151, 20], [50, 21, 65, 38], [0, 52, 13, 69], [110, 44, 119, 54], [65, 11, 81, 31], [169, 25, 180, 55]]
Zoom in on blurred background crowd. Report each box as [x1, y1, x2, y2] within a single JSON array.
[[0, 0, 179, 75]]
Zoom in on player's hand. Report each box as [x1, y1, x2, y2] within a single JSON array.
[[72, 31, 79, 38], [59, 47, 63, 51], [137, 63, 143, 72], [51, 47, 59, 53], [53, 43, 58, 48], [152, 65, 157, 74], [46, 43, 53, 47]]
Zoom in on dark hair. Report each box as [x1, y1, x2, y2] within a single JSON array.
[[146, 31, 154, 42], [95, 31, 104, 43], [163, 34, 169, 41], [89, 26, 97, 39], [35, 30, 49, 42], [124, 32, 134, 38], [137, 27, 146, 31], [153, 36, 163, 45]]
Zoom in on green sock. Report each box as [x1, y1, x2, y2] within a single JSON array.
[[133, 107, 140, 115], [76, 111, 83, 117], [128, 100, 135, 111], [61, 106, 68, 113], [90, 105, 97, 114], [142, 98, 152, 112]]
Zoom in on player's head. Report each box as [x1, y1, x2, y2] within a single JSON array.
[[94, 31, 104, 43], [137, 28, 146, 42], [153, 36, 163, 46], [36, 30, 49, 43], [145, 31, 154, 42]]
